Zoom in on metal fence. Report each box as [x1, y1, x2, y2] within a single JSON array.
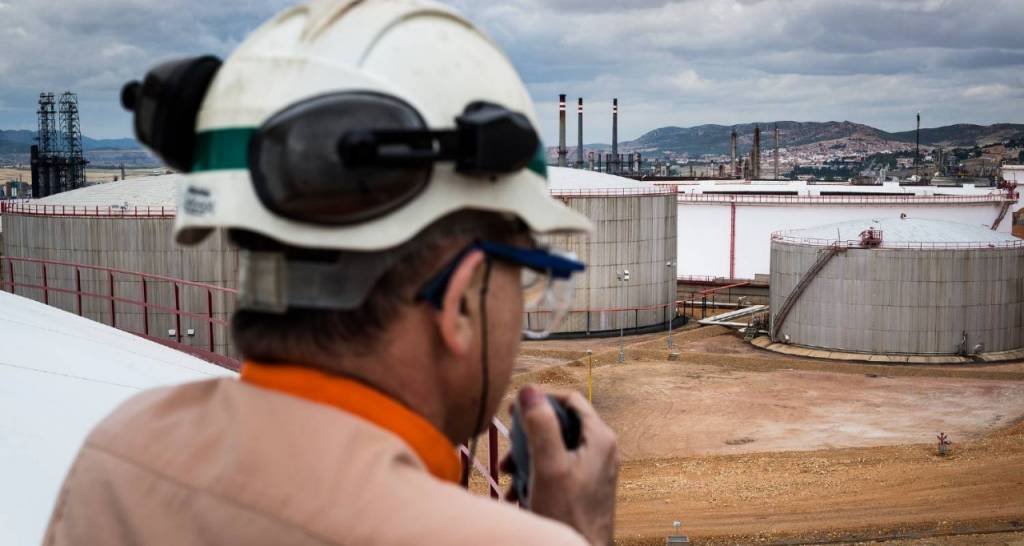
[[770, 231, 1024, 250], [0, 202, 176, 217], [550, 186, 677, 197], [525, 301, 680, 334]]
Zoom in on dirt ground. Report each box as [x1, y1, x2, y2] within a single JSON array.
[[0, 167, 158, 186], [505, 326, 1024, 545]]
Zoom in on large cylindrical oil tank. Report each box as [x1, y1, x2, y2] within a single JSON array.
[[539, 167, 678, 335], [0, 175, 238, 356], [2, 168, 680, 345], [769, 217, 1024, 356]]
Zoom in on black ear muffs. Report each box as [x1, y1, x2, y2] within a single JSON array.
[[121, 55, 222, 172]]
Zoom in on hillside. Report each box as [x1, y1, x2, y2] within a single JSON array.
[[549, 121, 1024, 160], [0, 129, 140, 154]]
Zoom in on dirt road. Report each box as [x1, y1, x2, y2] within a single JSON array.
[[508, 328, 1024, 544]]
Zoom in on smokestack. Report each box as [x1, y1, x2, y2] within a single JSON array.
[[773, 124, 780, 180], [753, 125, 761, 180], [587, 150, 595, 171], [730, 128, 737, 178], [612, 98, 618, 174], [915, 111, 921, 179], [558, 94, 567, 167], [576, 98, 584, 168]]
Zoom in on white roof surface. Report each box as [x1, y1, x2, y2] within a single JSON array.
[[0, 291, 234, 545], [30, 168, 651, 206], [547, 167, 655, 190], [35, 174, 181, 207], [783, 217, 1020, 244]]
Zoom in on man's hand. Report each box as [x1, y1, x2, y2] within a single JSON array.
[[503, 384, 618, 546]]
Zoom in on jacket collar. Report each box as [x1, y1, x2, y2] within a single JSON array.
[[240, 361, 461, 484]]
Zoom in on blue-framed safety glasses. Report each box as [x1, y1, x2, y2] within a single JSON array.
[[416, 240, 584, 339]]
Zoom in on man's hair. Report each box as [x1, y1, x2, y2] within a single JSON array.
[[231, 210, 525, 364]]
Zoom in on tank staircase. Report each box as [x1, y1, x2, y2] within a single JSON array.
[[991, 199, 1012, 230], [770, 243, 845, 341]]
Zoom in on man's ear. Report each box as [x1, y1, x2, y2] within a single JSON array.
[[435, 250, 485, 357]]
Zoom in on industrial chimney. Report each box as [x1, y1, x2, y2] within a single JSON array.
[[753, 125, 761, 180], [915, 111, 921, 179], [773, 124, 780, 180], [611, 98, 618, 174], [577, 98, 584, 168], [558, 94, 567, 167], [730, 128, 738, 178]]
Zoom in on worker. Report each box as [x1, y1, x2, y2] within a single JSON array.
[[43, 0, 618, 545]]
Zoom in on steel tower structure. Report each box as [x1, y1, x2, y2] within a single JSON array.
[[59, 91, 87, 191], [32, 91, 87, 197]]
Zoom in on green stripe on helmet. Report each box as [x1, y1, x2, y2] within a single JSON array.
[[527, 144, 548, 179], [192, 128, 256, 172]]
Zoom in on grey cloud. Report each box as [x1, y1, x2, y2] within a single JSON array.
[[1, 0, 1022, 143]]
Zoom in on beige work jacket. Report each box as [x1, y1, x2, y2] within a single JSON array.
[[43, 378, 588, 545]]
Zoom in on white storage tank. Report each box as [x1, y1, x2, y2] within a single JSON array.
[[540, 167, 678, 335], [769, 217, 1024, 356]]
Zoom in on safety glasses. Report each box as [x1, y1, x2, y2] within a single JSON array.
[[416, 241, 584, 339]]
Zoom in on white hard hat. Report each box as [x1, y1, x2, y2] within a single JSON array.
[[140, 0, 591, 249]]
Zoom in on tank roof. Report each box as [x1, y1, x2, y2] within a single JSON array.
[[35, 174, 181, 207], [33, 168, 652, 207], [782, 217, 1020, 245], [0, 291, 233, 544], [547, 167, 655, 190]]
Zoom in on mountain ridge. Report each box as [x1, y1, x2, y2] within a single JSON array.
[[549, 121, 1024, 158], [0, 129, 140, 154]]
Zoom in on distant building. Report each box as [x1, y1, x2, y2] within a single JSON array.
[[1002, 164, 1024, 184]]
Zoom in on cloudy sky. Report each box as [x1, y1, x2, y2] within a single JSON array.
[[1, 0, 1022, 144]]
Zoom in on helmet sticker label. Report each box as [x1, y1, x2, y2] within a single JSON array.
[[184, 185, 215, 216]]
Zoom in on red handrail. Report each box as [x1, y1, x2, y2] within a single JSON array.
[[2, 255, 239, 293], [771, 232, 1024, 250], [550, 186, 677, 197], [1, 203, 175, 217]]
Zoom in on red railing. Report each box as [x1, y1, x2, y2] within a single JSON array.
[[460, 419, 508, 499], [1, 255, 238, 368], [0, 254, 507, 498], [524, 301, 683, 335], [0, 202, 176, 217], [550, 186, 677, 197], [677, 192, 1016, 205], [676, 274, 722, 283], [770, 232, 1024, 250]]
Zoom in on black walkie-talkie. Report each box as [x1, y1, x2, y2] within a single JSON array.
[[509, 394, 581, 508]]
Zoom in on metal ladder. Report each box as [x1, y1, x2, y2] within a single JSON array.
[[770, 244, 845, 341], [991, 200, 1012, 230]]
